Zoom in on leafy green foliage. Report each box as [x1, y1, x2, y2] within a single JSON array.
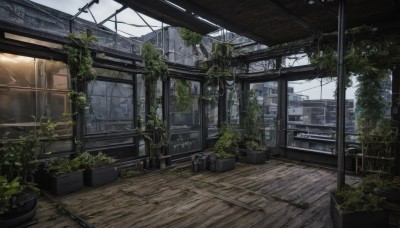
[[206, 42, 235, 79], [141, 42, 169, 106], [0, 117, 57, 182], [331, 174, 400, 213], [146, 104, 166, 130], [76, 152, 117, 169], [44, 157, 82, 176], [179, 28, 203, 46], [175, 79, 192, 111], [64, 32, 97, 82], [308, 27, 400, 142], [361, 174, 400, 193], [333, 186, 385, 212], [356, 71, 390, 137], [145, 104, 170, 159], [67, 91, 87, 110], [0, 177, 24, 215], [214, 123, 239, 158], [243, 90, 264, 146], [0, 116, 55, 214]]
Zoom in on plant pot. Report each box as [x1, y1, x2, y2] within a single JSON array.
[[84, 166, 117, 187], [246, 149, 266, 164], [198, 154, 209, 171], [215, 157, 235, 173], [35, 167, 51, 190], [51, 171, 84, 196], [265, 149, 270, 160], [381, 189, 400, 203], [239, 149, 247, 163], [330, 192, 388, 228], [0, 192, 37, 228], [209, 154, 217, 172]]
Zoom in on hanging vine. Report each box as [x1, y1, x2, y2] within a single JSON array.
[[64, 32, 98, 83], [175, 79, 192, 111], [206, 41, 236, 96], [64, 32, 97, 113], [243, 89, 263, 143], [178, 28, 203, 46], [67, 91, 87, 110], [141, 41, 169, 107], [307, 26, 400, 139]]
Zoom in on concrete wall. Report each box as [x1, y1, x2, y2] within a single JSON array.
[[0, 0, 141, 54]]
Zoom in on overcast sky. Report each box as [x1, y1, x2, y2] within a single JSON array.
[[31, 0, 164, 37]]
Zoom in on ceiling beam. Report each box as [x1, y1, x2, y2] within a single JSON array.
[[261, 0, 318, 31], [166, 0, 274, 44], [114, 0, 218, 34]]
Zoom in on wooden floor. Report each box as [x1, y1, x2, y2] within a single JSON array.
[[31, 159, 361, 228]]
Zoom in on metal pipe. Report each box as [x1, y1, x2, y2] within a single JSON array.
[[98, 6, 127, 26], [134, 10, 157, 36], [70, 0, 99, 33], [115, 14, 117, 33], [336, 0, 346, 190], [70, 0, 99, 21], [162, 22, 164, 55]]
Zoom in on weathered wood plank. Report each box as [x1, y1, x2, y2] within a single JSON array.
[[32, 159, 360, 228]]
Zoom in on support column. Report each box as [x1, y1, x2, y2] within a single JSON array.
[[393, 66, 400, 175], [218, 82, 227, 126], [337, 0, 346, 190], [278, 77, 287, 156]]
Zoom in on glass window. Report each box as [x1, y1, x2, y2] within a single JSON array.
[[227, 81, 240, 125], [0, 53, 72, 152], [169, 79, 201, 154], [250, 82, 278, 146], [287, 77, 357, 153], [137, 74, 146, 131], [86, 80, 134, 134], [204, 83, 218, 138]]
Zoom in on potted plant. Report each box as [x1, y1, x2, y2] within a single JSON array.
[[76, 152, 117, 187], [0, 116, 56, 227], [242, 89, 269, 164], [330, 176, 388, 228], [212, 124, 239, 172], [244, 140, 268, 164], [361, 174, 400, 203], [44, 157, 83, 196], [144, 104, 170, 169]]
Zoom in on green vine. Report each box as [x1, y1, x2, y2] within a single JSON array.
[[144, 104, 170, 160], [175, 79, 192, 111], [308, 26, 400, 139], [206, 42, 235, 79], [67, 91, 87, 110], [64, 32, 98, 82], [179, 28, 203, 46], [243, 89, 264, 148], [141, 42, 169, 106]]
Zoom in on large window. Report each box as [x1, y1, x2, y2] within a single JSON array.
[[169, 78, 201, 154], [287, 77, 357, 153], [250, 81, 278, 146], [204, 83, 218, 138], [85, 70, 134, 134], [0, 53, 72, 153], [227, 81, 240, 125]]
